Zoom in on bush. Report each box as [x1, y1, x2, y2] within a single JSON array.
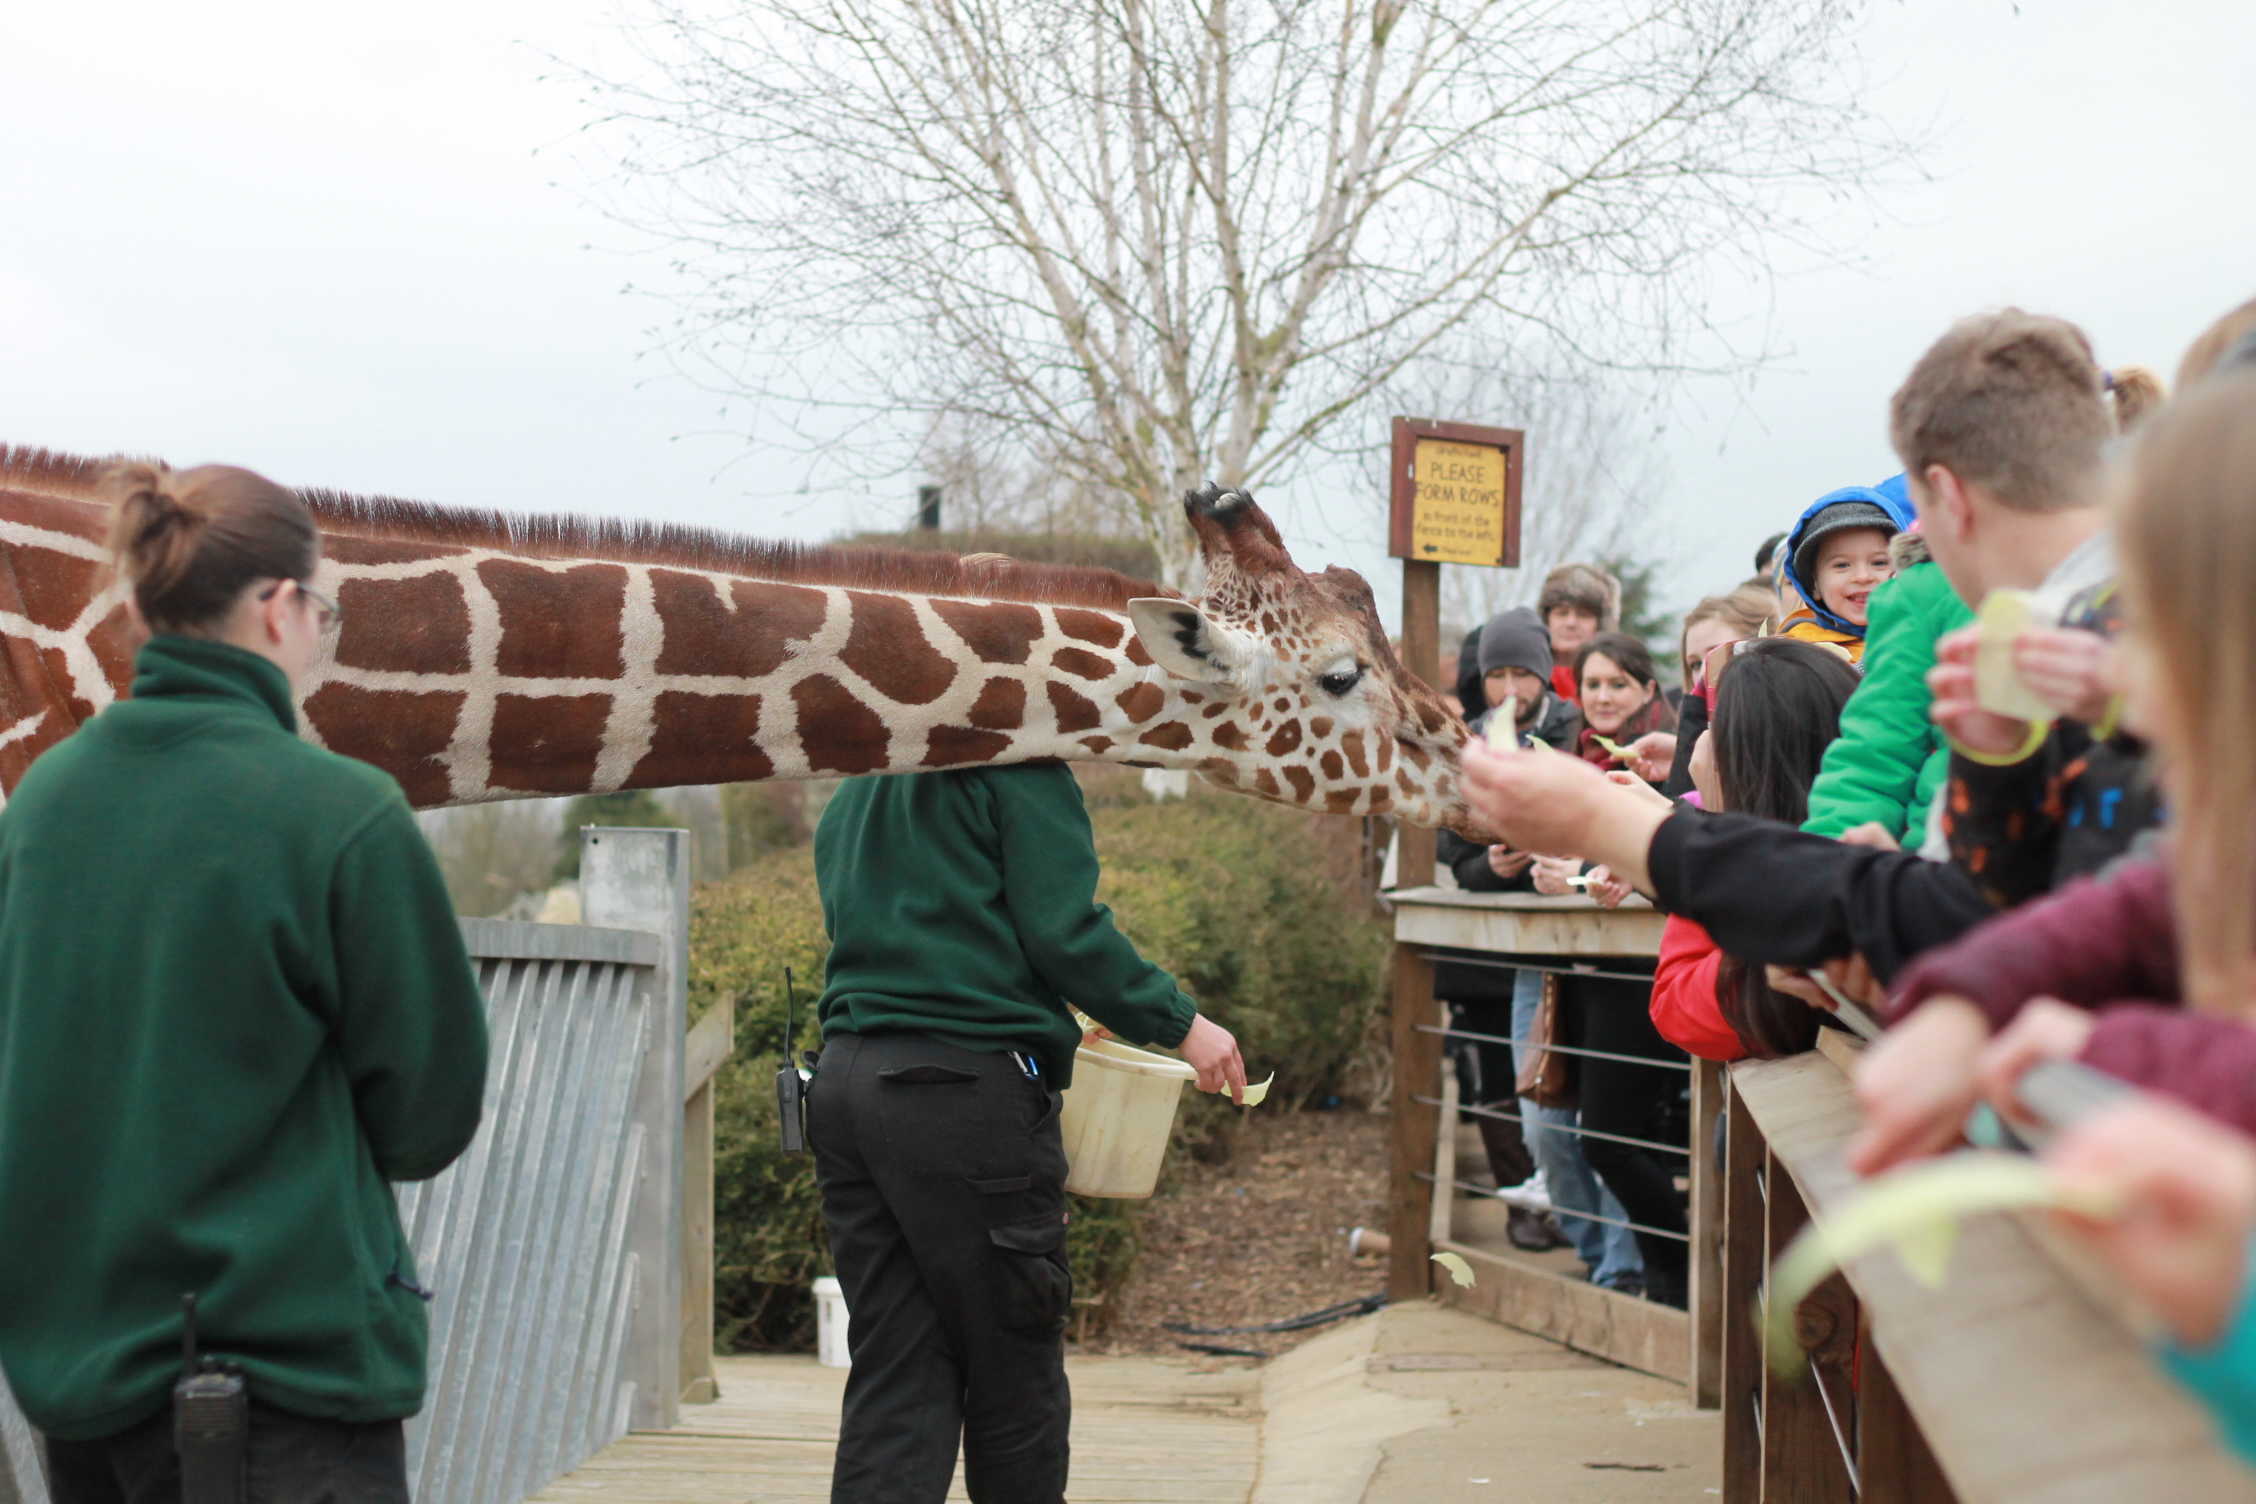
[[693, 777, 1390, 1350]]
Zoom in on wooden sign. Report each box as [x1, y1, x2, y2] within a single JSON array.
[[1386, 417, 1524, 569]]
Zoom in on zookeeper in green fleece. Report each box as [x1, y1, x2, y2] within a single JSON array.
[[0, 461, 489, 1504], [809, 763, 1247, 1504]]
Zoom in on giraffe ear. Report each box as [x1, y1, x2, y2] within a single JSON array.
[[1127, 598, 1250, 685]]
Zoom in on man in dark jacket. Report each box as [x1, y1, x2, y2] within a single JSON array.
[[809, 764, 1245, 1504]]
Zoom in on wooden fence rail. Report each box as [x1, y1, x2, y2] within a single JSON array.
[[1387, 885, 2256, 1501]]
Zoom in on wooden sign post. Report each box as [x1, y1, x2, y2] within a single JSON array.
[[1384, 416, 1523, 1304], [1385, 416, 1525, 886]]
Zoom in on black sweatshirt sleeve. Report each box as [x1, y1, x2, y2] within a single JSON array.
[[1645, 806, 1994, 982], [1438, 827, 1534, 892]]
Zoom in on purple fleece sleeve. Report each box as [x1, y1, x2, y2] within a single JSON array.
[[2083, 1007, 2256, 1138], [1888, 858, 2180, 1030]]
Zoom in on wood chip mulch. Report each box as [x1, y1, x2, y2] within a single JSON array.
[[1084, 1107, 1393, 1360]]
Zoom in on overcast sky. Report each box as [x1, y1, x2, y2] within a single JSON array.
[[5, 0, 2252, 629]]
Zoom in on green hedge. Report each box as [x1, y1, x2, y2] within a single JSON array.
[[691, 780, 1390, 1351]]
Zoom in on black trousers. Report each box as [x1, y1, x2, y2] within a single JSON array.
[[1567, 976, 1690, 1299], [809, 1032, 1073, 1504], [42, 1402, 408, 1504]]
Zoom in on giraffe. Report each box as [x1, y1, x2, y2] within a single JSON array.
[[0, 447, 1479, 832]]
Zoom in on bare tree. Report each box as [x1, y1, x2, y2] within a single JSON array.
[[583, 0, 1905, 581]]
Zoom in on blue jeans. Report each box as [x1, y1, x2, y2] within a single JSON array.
[[1512, 969, 1644, 1291]]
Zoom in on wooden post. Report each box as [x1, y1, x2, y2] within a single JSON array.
[[1857, 1313, 1960, 1503], [1759, 1152, 1856, 1503], [1720, 1076, 1765, 1502], [1689, 1057, 1726, 1410], [679, 999, 735, 1404], [1386, 943, 1442, 1302], [1397, 557, 1441, 889], [679, 1077, 719, 1404]]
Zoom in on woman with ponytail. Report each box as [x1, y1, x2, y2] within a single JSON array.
[[0, 462, 489, 1502]]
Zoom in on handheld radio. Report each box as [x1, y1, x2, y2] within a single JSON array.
[[172, 1292, 247, 1504]]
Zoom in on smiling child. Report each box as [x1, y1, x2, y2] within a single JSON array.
[[1777, 484, 1915, 664]]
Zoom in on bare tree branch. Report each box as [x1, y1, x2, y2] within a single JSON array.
[[570, 0, 1914, 582]]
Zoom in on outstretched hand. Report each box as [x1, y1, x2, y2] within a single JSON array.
[[2013, 627, 2119, 726], [1930, 626, 2039, 758], [2046, 1094, 2256, 1347], [1461, 736, 1669, 892], [1624, 731, 1676, 784]]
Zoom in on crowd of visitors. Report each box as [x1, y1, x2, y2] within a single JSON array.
[[1441, 295, 2256, 1462]]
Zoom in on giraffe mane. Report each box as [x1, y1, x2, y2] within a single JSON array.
[[0, 442, 1180, 612]]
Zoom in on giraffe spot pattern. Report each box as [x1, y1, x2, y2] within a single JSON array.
[[1342, 731, 1370, 778], [631, 691, 773, 787], [1211, 722, 1250, 752], [334, 573, 473, 674], [1080, 736, 1114, 754], [13, 551, 98, 634], [1054, 608, 1125, 649], [1282, 766, 1316, 802], [1051, 647, 1112, 681], [1320, 749, 1344, 781], [479, 560, 626, 680], [967, 678, 1027, 731], [651, 572, 825, 679], [491, 691, 612, 793], [933, 598, 1043, 664], [793, 675, 889, 774], [926, 726, 1013, 766], [303, 682, 465, 806], [1048, 682, 1101, 734], [1265, 721, 1302, 757], [1310, 716, 1334, 740], [841, 591, 957, 705], [1253, 768, 1281, 798], [1138, 722, 1193, 751], [1116, 683, 1165, 723]]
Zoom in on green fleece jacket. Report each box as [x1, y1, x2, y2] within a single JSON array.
[[814, 765, 1196, 1088], [1802, 544, 1972, 844], [0, 637, 489, 1440]]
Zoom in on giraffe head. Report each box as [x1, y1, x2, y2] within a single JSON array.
[[1124, 485, 1477, 834]]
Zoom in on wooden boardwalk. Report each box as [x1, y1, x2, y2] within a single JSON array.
[[528, 1352, 1262, 1503]]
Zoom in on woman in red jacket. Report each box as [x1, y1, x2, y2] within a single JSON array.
[[1648, 637, 1860, 1060]]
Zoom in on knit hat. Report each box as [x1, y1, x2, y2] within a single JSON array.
[[1537, 563, 1621, 629], [1476, 606, 1552, 680], [1790, 497, 1897, 592]]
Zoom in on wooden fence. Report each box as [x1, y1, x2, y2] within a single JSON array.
[[1388, 885, 2256, 1501]]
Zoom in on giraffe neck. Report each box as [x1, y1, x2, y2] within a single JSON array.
[[0, 477, 1429, 825], [308, 536, 1370, 805]]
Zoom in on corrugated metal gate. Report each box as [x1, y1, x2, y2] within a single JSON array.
[[0, 828, 694, 1504]]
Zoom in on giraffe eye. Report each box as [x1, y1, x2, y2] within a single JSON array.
[[1318, 665, 1364, 697]]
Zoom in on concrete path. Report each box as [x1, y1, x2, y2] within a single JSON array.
[[529, 1303, 1716, 1502]]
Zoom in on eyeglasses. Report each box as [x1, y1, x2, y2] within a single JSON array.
[[258, 579, 344, 639]]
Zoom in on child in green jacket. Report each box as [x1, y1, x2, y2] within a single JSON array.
[[1801, 506, 1975, 847]]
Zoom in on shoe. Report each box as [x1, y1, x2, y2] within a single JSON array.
[[1506, 1205, 1568, 1252], [1494, 1169, 1551, 1212]]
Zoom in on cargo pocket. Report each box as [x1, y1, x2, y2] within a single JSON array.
[[987, 1214, 1072, 1333]]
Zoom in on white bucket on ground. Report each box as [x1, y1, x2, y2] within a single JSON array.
[[1058, 1036, 1195, 1199], [812, 1276, 850, 1368]]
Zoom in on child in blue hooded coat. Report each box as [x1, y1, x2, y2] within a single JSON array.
[[1774, 482, 1916, 665], [1799, 475, 1977, 845]]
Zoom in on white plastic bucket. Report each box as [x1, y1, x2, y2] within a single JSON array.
[[1058, 1036, 1195, 1199], [812, 1276, 851, 1368]]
